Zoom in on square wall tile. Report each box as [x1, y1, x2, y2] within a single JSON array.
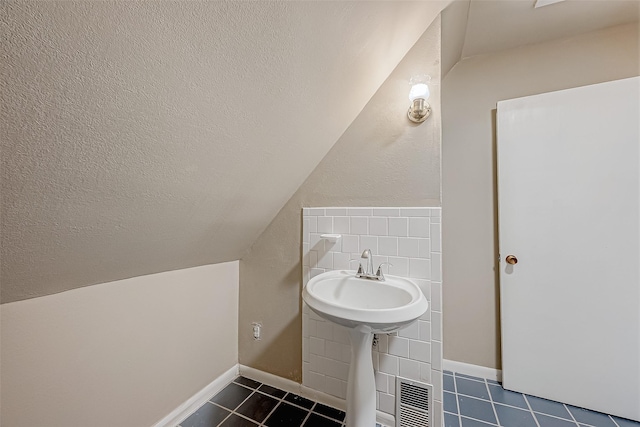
[[360, 235, 378, 253], [369, 217, 388, 235], [388, 336, 409, 358], [409, 217, 430, 237], [341, 235, 359, 253], [333, 252, 350, 270], [398, 238, 420, 257], [409, 340, 431, 363], [379, 354, 399, 375], [388, 217, 408, 237], [317, 216, 333, 233], [333, 216, 350, 234], [398, 321, 420, 340], [378, 237, 398, 256], [388, 256, 409, 276], [399, 358, 421, 381], [350, 217, 368, 235], [410, 258, 431, 279]]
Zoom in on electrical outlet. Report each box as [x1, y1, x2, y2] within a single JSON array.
[[252, 322, 262, 340]]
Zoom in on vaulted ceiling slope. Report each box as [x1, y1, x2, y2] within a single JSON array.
[[0, 1, 449, 303]]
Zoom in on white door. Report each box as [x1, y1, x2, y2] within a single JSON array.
[[497, 77, 640, 421]]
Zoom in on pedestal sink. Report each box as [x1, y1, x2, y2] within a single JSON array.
[[302, 270, 428, 427]]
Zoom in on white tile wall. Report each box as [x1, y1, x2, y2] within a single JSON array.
[[301, 207, 442, 426]]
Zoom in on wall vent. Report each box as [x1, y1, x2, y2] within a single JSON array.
[[395, 377, 432, 427]]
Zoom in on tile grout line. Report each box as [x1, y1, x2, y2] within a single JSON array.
[[484, 378, 502, 426], [209, 401, 234, 427], [451, 373, 463, 427], [522, 394, 542, 427], [563, 403, 581, 427]]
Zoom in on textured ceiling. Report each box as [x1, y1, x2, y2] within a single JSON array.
[[1, 1, 449, 303]]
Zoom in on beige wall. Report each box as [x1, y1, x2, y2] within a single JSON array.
[[238, 17, 442, 382], [1, 262, 239, 427], [442, 22, 640, 369]]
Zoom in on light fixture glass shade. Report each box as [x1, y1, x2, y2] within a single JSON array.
[[409, 83, 429, 101], [408, 75, 431, 101]]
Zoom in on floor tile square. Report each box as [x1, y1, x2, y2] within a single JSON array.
[[284, 392, 314, 409], [461, 416, 498, 426], [210, 383, 253, 411], [181, 402, 230, 427], [445, 412, 461, 427], [458, 395, 497, 425], [566, 405, 617, 427], [236, 392, 279, 423], [456, 377, 490, 400], [535, 413, 578, 427], [257, 384, 287, 399], [445, 391, 459, 414], [445, 374, 456, 392], [219, 414, 258, 427], [234, 376, 261, 389], [313, 403, 346, 421], [488, 385, 528, 409], [612, 416, 640, 427], [494, 403, 537, 427], [526, 395, 572, 420], [264, 402, 309, 427], [303, 413, 341, 427]]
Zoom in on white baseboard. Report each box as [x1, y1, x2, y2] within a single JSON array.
[[153, 364, 239, 427], [239, 365, 395, 426], [443, 359, 502, 382]]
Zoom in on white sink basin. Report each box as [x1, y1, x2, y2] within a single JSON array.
[[302, 270, 428, 333]]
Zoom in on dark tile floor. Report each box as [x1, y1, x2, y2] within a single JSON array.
[[444, 371, 639, 427], [178, 376, 347, 427], [179, 373, 640, 427]]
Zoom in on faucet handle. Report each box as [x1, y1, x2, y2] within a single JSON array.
[[349, 259, 365, 275], [375, 262, 394, 280]]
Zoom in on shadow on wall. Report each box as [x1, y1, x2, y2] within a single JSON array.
[[242, 259, 304, 382]]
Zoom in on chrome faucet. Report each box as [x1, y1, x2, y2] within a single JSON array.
[[355, 249, 390, 281], [361, 249, 374, 276]]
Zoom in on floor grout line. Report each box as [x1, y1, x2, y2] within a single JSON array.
[[564, 402, 581, 427], [522, 392, 542, 427], [484, 377, 501, 426]]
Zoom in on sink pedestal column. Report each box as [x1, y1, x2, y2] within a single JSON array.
[[346, 328, 376, 427]]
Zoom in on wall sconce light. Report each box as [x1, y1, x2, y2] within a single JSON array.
[[408, 74, 431, 123]]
